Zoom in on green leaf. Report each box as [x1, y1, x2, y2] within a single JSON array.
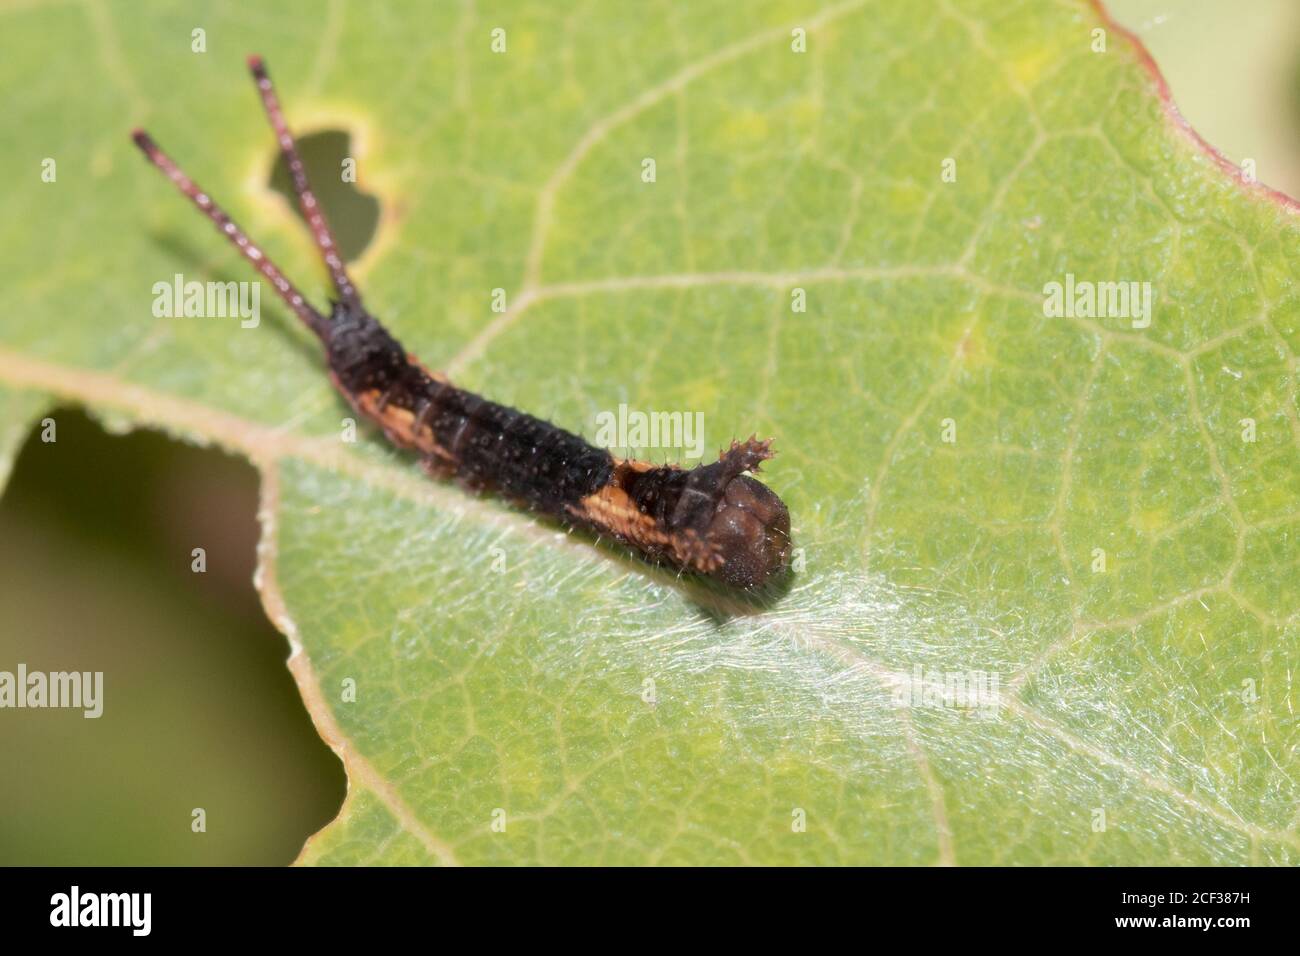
[[2, 0, 1297, 864]]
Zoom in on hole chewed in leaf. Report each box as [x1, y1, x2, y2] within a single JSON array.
[[268, 129, 380, 262], [0, 409, 344, 864]]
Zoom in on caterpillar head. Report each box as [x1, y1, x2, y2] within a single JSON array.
[[704, 470, 792, 589], [677, 438, 792, 589]]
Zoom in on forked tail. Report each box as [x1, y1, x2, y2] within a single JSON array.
[[130, 54, 359, 343]]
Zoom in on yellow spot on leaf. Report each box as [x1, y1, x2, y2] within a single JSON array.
[[722, 110, 770, 145], [1130, 508, 1169, 533], [1012, 49, 1051, 87]]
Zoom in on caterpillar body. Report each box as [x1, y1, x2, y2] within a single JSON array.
[[132, 57, 792, 590]]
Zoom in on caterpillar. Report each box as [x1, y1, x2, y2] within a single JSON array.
[[132, 56, 792, 590]]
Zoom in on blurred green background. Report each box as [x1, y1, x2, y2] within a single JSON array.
[[0, 411, 344, 864], [1, 1, 1298, 865]]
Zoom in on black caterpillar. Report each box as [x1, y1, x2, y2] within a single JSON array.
[[133, 56, 791, 590]]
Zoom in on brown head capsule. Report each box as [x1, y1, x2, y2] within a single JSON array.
[[674, 437, 791, 589], [703, 471, 792, 589]]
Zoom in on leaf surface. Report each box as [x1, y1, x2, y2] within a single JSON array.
[[1, 0, 1297, 864]]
